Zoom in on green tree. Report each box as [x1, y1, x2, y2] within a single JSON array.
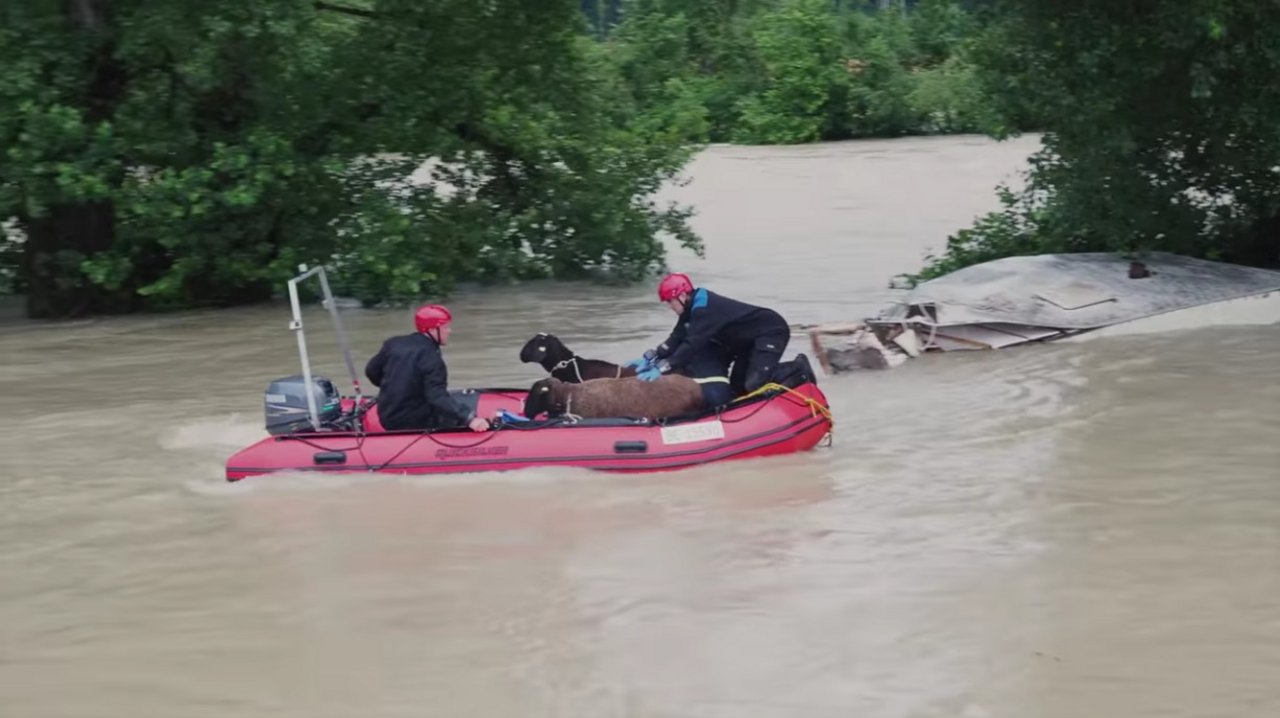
[[607, 0, 773, 143], [733, 0, 850, 144], [920, 0, 1280, 279], [601, 0, 996, 143], [1, 0, 344, 316], [909, 0, 977, 66], [0, 0, 701, 317]]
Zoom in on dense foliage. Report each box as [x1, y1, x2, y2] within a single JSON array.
[[5, 0, 1275, 318], [917, 0, 1280, 279], [0, 0, 700, 317], [604, 0, 999, 145]]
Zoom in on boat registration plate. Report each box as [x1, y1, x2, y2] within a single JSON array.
[[661, 419, 725, 445]]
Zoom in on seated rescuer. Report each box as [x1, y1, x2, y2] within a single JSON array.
[[626, 273, 791, 402], [364, 304, 490, 433]]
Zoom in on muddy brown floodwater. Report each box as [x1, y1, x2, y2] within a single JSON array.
[[3, 134, 1278, 718]]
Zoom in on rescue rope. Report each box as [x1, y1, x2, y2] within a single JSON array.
[[733, 382, 834, 426], [563, 395, 583, 423], [371, 426, 503, 472], [550, 356, 636, 382], [550, 356, 586, 383]]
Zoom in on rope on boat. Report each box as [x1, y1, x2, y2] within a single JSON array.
[[733, 382, 834, 427], [550, 356, 587, 383], [369, 424, 505, 472]]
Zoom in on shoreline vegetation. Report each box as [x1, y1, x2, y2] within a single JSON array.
[[3, 0, 1277, 318]]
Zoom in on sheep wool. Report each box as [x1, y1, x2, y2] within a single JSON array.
[[523, 375, 705, 420]]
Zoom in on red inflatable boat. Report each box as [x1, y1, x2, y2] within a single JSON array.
[[223, 266, 833, 482], [225, 382, 832, 481]]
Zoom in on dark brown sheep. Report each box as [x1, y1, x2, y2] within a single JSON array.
[[518, 332, 637, 383], [522, 375, 705, 420]]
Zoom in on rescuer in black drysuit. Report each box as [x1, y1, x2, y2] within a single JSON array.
[[365, 304, 490, 432], [626, 273, 791, 407]]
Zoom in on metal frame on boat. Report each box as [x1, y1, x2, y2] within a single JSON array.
[[284, 264, 364, 431]]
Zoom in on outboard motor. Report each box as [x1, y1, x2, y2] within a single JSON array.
[[264, 375, 342, 435]]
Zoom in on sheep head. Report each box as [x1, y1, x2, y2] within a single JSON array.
[[518, 332, 573, 371], [523, 377, 567, 419]]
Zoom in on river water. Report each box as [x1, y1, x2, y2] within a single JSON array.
[[3, 135, 1278, 718]]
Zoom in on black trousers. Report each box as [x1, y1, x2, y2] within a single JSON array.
[[729, 332, 789, 395], [675, 347, 734, 407]]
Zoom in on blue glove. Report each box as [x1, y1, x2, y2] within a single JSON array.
[[624, 357, 650, 371], [496, 408, 530, 423], [637, 366, 662, 382]]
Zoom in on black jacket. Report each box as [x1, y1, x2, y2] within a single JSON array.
[[653, 288, 788, 371], [365, 333, 475, 431]]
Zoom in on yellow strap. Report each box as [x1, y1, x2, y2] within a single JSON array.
[[733, 382, 834, 425]]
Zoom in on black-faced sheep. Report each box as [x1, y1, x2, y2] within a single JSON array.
[[522, 375, 705, 420], [518, 332, 637, 383]]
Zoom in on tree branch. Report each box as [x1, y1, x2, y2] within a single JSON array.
[[69, 0, 105, 30], [314, 2, 376, 19]]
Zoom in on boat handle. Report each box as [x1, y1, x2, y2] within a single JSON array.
[[313, 451, 347, 465]]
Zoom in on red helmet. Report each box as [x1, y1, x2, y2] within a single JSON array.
[[657, 273, 693, 302], [414, 304, 452, 333]]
